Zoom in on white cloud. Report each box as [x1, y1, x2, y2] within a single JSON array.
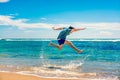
[[0, 15, 68, 29], [0, 0, 9, 3], [71, 22, 120, 30], [24, 30, 35, 33], [9, 13, 19, 16], [0, 15, 120, 31], [99, 31, 113, 35], [41, 18, 47, 20]]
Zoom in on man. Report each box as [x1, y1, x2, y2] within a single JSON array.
[[49, 26, 86, 53]]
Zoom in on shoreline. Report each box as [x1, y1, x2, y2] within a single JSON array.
[[0, 72, 89, 80]]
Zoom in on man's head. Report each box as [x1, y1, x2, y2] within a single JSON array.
[[69, 26, 75, 29]]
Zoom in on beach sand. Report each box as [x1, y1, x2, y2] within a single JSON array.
[[0, 72, 90, 80]]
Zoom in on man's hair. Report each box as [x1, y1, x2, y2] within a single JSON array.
[[69, 26, 75, 29]]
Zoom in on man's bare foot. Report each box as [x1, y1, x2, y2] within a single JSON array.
[[49, 41, 52, 46], [77, 50, 83, 54]]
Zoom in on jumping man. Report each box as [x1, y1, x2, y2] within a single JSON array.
[[49, 26, 86, 53]]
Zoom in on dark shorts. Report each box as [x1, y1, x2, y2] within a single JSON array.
[[58, 39, 65, 45]]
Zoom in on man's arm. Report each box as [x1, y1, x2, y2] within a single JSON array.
[[52, 27, 63, 30], [71, 28, 86, 32]]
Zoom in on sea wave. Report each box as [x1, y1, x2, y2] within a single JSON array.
[[0, 66, 119, 80], [0, 38, 120, 42]]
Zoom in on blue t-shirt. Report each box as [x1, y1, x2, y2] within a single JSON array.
[[57, 28, 71, 40]]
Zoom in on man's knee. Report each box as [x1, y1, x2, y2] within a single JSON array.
[[67, 41, 72, 45]]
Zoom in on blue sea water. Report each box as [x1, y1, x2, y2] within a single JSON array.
[[0, 38, 120, 80]]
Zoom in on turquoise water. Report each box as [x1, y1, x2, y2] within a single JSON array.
[[0, 38, 120, 79]]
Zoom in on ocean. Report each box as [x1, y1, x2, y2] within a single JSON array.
[[0, 38, 120, 80]]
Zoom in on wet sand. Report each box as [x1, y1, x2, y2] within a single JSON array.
[[0, 72, 89, 80]]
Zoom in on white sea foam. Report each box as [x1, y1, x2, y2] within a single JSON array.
[[70, 39, 120, 42], [0, 65, 119, 80], [16, 67, 119, 80], [3, 38, 120, 42], [62, 60, 83, 70], [4, 38, 51, 41]]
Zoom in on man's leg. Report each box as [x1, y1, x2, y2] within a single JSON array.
[[49, 41, 62, 50], [64, 40, 83, 53]]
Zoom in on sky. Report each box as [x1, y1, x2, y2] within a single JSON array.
[[0, 0, 120, 38]]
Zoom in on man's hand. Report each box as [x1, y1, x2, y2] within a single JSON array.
[[80, 27, 86, 30], [52, 27, 56, 30], [52, 27, 63, 30], [71, 27, 86, 33]]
